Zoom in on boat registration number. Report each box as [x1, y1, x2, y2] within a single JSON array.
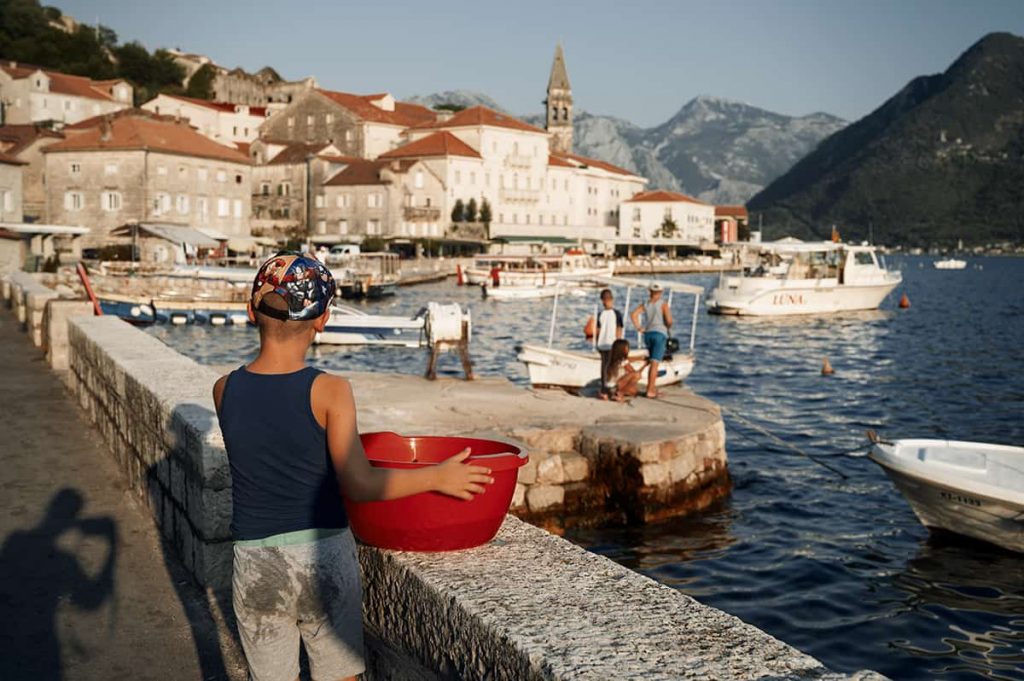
[[940, 490, 981, 507]]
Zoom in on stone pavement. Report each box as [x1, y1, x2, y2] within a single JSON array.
[[0, 311, 246, 680]]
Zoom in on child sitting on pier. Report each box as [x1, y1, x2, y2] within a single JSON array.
[[212, 251, 492, 681], [602, 338, 647, 402]]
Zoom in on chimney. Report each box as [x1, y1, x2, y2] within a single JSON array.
[[390, 160, 400, 172], [436, 110, 454, 122], [100, 115, 112, 142]]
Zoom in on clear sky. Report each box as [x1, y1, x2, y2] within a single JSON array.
[[58, 0, 1024, 126]]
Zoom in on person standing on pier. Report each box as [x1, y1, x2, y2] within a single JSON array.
[[631, 283, 672, 399], [595, 288, 624, 399], [212, 252, 492, 681]]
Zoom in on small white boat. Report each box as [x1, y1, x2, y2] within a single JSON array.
[[868, 436, 1024, 553], [517, 275, 702, 392], [481, 284, 560, 301], [934, 258, 967, 270], [464, 250, 612, 286], [315, 304, 426, 346], [707, 240, 901, 316]]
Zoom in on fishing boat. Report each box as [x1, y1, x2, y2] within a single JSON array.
[[867, 434, 1024, 553], [934, 258, 967, 270], [464, 250, 612, 287], [707, 241, 901, 316], [315, 304, 427, 347], [516, 276, 701, 392], [98, 294, 249, 326], [332, 252, 400, 300]]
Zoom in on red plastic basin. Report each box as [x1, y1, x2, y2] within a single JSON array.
[[344, 432, 528, 551]]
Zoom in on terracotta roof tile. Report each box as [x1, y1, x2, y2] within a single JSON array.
[[547, 154, 575, 168], [625, 190, 708, 205], [559, 152, 639, 178], [379, 131, 480, 159], [416, 105, 546, 135], [43, 112, 250, 164], [323, 158, 418, 187], [265, 142, 337, 165], [316, 89, 436, 127], [714, 205, 748, 217], [157, 94, 268, 117], [0, 124, 64, 156], [0, 150, 27, 166], [0, 62, 128, 102]]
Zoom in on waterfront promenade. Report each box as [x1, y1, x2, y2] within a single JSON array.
[[0, 313, 246, 680]]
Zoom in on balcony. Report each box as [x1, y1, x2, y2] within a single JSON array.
[[403, 206, 441, 221], [504, 154, 533, 169], [499, 187, 541, 204]]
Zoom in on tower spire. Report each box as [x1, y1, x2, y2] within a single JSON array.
[[544, 43, 573, 155]]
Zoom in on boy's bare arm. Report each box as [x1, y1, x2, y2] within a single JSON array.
[[317, 375, 493, 502]]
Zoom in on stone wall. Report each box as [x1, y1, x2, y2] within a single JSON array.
[[509, 421, 728, 532], [6, 270, 58, 345], [56, 315, 882, 680]]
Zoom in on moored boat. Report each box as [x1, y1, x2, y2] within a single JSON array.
[[464, 250, 612, 287], [332, 252, 400, 300], [867, 435, 1024, 553], [934, 258, 967, 270], [315, 305, 427, 347], [707, 241, 901, 316], [517, 275, 701, 392], [99, 294, 249, 326]]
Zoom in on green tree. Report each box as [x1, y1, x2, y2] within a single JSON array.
[[185, 63, 216, 100], [465, 197, 478, 222], [451, 198, 465, 223], [433, 103, 466, 113], [479, 198, 492, 225], [655, 216, 678, 239]]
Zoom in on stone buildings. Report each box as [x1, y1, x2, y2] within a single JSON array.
[[714, 205, 749, 243], [166, 50, 317, 107], [43, 110, 252, 247], [141, 94, 270, 146], [617, 190, 715, 247], [258, 89, 438, 159], [249, 140, 353, 238], [0, 62, 132, 127], [0, 151, 25, 223], [0, 124, 65, 220]]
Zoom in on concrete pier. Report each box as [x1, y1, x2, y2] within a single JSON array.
[[338, 372, 729, 532]]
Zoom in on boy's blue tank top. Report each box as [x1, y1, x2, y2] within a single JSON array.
[[218, 365, 348, 541]]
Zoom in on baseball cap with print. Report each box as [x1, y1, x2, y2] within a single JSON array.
[[250, 251, 336, 321]]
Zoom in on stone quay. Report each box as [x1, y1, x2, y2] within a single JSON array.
[[1, 273, 885, 680]]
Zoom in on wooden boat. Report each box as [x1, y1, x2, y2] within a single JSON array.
[[517, 275, 701, 392], [464, 251, 612, 287], [332, 253, 399, 300], [868, 434, 1024, 553], [98, 294, 249, 326], [934, 258, 967, 270]]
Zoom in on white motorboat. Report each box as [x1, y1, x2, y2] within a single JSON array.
[[315, 304, 426, 347], [934, 258, 967, 270], [868, 436, 1024, 553], [707, 240, 902, 316], [464, 250, 612, 287], [481, 284, 560, 301], [517, 275, 701, 392]]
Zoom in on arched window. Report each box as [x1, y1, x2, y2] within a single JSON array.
[[561, 107, 568, 120]]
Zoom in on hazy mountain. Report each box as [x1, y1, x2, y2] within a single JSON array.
[[406, 90, 508, 112], [413, 90, 845, 204], [749, 32, 1024, 245]]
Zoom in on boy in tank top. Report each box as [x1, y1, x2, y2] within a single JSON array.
[[213, 252, 493, 681]]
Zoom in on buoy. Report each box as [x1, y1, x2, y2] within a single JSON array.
[[456, 264, 464, 286], [899, 293, 910, 309], [821, 357, 835, 376]]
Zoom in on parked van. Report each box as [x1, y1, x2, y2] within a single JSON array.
[[326, 244, 361, 265]]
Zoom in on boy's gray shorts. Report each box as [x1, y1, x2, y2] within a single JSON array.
[[232, 528, 365, 681]]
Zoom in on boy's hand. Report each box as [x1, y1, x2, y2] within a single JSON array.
[[433, 448, 494, 500]]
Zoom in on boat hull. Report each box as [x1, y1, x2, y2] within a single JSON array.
[[707, 279, 900, 316], [465, 265, 612, 287], [869, 440, 1024, 553], [316, 307, 425, 346], [339, 282, 397, 300], [517, 344, 694, 391], [482, 285, 560, 301]]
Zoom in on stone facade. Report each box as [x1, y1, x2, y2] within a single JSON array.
[[166, 50, 317, 107], [0, 157, 24, 222], [618, 190, 716, 247], [259, 90, 372, 158], [44, 148, 252, 245], [0, 125, 64, 220], [318, 158, 446, 241], [142, 94, 270, 146], [545, 44, 574, 155], [0, 62, 132, 126]]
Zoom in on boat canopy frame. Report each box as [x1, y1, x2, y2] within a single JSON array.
[[547, 274, 702, 355]]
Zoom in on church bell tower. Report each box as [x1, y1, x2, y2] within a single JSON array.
[[545, 43, 573, 155]]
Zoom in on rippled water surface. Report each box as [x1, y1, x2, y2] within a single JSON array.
[[148, 256, 1024, 680]]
